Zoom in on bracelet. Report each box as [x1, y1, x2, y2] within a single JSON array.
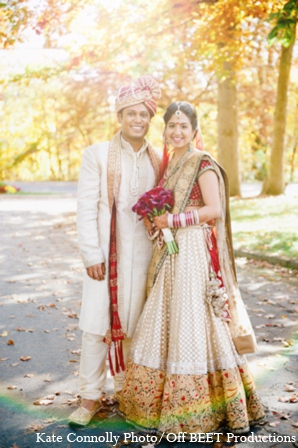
[[170, 210, 201, 228], [193, 209, 200, 224], [167, 213, 174, 228]]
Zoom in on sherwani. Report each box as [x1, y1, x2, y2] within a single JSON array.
[[76, 136, 158, 398]]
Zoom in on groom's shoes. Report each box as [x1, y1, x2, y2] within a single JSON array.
[[68, 400, 102, 427]]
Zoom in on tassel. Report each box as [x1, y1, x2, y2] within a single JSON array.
[[114, 342, 120, 374], [117, 340, 125, 371], [108, 346, 115, 377], [111, 311, 123, 331]]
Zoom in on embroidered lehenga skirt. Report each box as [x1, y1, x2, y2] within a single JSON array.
[[119, 226, 265, 435]]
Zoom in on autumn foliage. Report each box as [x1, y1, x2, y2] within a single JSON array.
[[0, 0, 297, 193]]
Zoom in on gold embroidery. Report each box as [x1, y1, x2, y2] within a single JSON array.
[[119, 359, 265, 434]]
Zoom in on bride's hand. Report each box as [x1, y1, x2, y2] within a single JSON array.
[[143, 216, 153, 232], [153, 212, 169, 230]]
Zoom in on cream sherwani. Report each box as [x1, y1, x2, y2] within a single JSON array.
[[77, 136, 156, 337], [76, 135, 158, 398]]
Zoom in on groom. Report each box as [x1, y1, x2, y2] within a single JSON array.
[[68, 75, 161, 426]]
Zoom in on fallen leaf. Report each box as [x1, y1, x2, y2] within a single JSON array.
[[44, 330, 50, 333], [292, 422, 298, 428], [69, 359, 78, 363], [268, 421, 280, 427], [55, 391, 61, 395], [265, 314, 275, 319], [43, 379, 52, 382], [10, 362, 19, 367], [34, 399, 54, 406], [24, 373, 34, 378], [62, 397, 80, 406], [273, 337, 284, 342], [263, 337, 270, 342], [7, 339, 14, 346], [272, 410, 290, 419], [71, 349, 81, 355], [26, 423, 45, 433], [290, 396, 298, 403], [255, 324, 266, 329], [20, 356, 31, 361], [7, 385, 18, 390], [37, 305, 45, 311], [278, 397, 289, 403], [47, 303, 56, 308], [0, 331, 8, 337], [43, 418, 58, 424], [284, 385, 296, 392], [27, 328, 35, 332], [0, 357, 9, 361], [16, 327, 26, 332]]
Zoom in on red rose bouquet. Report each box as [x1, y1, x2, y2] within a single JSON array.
[[132, 186, 179, 254]]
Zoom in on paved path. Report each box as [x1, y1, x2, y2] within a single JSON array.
[[8, 181, 298, 198], [0, 196, 297, 448]]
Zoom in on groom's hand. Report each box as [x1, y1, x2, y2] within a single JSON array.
[[86, 263, 106, 281]]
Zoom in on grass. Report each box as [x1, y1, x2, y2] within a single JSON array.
[[230, 196, 298, 259]]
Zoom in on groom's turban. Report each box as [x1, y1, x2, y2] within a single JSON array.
[[115, 75, 161, 117]]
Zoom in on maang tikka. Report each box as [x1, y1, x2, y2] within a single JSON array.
[[175, 102, 182, 118]]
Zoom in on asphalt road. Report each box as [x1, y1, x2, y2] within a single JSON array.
[[0, 195, 297, 448], [7, 181, 298, 198]]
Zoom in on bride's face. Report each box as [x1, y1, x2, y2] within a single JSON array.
[[164, 112, 194, 150]]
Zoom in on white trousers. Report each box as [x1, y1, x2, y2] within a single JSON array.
[[79, 332, 131, 401]]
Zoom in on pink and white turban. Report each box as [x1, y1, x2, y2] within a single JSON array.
[[115, 75, 161, 117]]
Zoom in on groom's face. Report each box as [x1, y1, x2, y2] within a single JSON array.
[[117, 103, 151, 142]]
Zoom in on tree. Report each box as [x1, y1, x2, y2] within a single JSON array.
[[263, 0, 298, 195]]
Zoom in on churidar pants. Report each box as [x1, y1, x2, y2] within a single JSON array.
[[79, 332, 131, 400]]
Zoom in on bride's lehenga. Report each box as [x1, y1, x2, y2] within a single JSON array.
[[119, 152, 265, 435]]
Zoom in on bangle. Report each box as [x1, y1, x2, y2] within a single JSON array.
[[193, 209, 200, 224], [180, 213, 186, 228], [167, 213, 173, 228]]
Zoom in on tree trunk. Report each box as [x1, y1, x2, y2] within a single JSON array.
[[217, 61, 241, 196], [264, 34, 295, 195]]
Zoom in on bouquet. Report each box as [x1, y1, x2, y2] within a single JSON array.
[[132, 186, 178, 254]]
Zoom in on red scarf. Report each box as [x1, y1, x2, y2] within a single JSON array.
[[104, 131, 160, 375]]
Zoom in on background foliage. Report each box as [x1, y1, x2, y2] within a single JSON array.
[[0, 0, 297, 188]]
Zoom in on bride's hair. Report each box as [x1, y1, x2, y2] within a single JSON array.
[[163, 101, 198, 131]]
